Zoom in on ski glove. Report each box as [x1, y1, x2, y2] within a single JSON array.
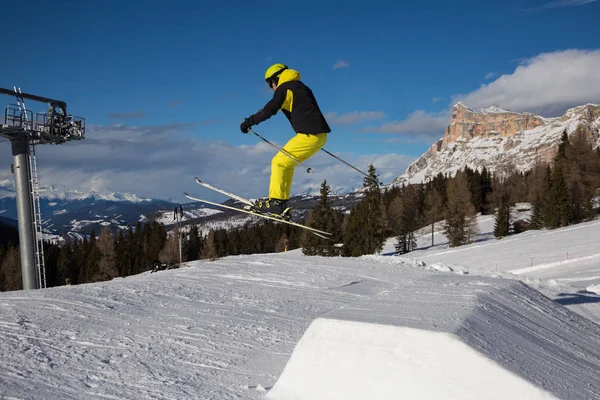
[[240, 118, 252, 134]]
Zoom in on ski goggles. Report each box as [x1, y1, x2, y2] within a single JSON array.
[[266, 67, 288, 88]]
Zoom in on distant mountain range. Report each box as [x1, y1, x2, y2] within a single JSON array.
[[0, 184, 215, 239], [0, 182, 362, 240]]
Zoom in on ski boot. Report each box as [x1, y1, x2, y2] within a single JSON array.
[[249, 198, 291, 220]]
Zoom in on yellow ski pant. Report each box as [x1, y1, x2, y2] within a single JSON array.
[[269, 133, 328, 200]]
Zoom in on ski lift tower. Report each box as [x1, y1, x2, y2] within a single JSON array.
[[0, 88, 85, 290]]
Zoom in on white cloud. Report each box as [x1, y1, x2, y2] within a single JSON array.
[[484, 72, 497, 80], [333, 60, 350, 69], [362, 110, 449, 143], [453, 49, 600, 116], [0, 122, 410, 202], [527, 0, 597, 11], [342, 49, 600, 145], [325, 111, 386, 125]]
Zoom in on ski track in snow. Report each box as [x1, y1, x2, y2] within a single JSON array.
[[0, 256, 405, 399]]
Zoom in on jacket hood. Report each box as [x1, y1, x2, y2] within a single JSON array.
[[278, 69, 301, 85]]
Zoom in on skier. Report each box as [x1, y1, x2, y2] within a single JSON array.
[[240, 63, 331, 217]]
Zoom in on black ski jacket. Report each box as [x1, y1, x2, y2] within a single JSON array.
[[246, 69, 331, 135]]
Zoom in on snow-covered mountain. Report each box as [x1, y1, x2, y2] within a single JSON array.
[[393, 102, 600, 185], [0, 182, 207, 237], [0, 181, 152, 203]]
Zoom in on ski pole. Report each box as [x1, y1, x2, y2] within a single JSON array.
[[319, 148, 380, 185], [249, 128, 312, 173]]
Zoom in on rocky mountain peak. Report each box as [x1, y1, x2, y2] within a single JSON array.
[[392, 103, 600, 186]]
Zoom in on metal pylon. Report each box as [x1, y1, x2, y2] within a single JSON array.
[[2, 86, 85, 290], [15, 87, 46, 289], [28, 142, 46, 288]]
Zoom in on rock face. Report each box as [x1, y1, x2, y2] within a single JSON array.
[[442, 103, 547, 145], [392, 103, 600, 186]]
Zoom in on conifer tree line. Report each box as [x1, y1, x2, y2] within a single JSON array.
[[0, 219, 307, 291], [305, 125, 600, 256], [1, 126, 598, 291]]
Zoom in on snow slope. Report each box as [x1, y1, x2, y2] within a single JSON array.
[[397, 216, 600, 290], [1, 217, 600, 399], [268, 276, 599, 400]]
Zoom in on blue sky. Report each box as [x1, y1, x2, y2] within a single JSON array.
[[1, 0, 600, 202]]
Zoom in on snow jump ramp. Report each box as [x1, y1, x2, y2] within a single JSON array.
[[267, 275, 600, 400]]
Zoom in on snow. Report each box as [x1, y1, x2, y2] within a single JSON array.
[[268, 319, 559, 400], [68, 218, 105, 232], [1, 216, 600, 399], [150, 207, 223, 225], [479, 105, 513, 114], [41, 187, 153, 203], [0, 182, 154, 203]]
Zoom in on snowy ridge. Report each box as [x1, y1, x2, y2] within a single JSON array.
[[0, 182, 153, 203], [40, 186, 153, 203]]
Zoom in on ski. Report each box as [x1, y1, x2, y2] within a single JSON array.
[[194, 177, 253, 206], [183, 192, 332, 239]]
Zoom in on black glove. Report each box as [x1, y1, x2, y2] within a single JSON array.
[[240, 118, 252, 134]]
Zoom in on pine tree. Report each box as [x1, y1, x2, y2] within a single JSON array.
[[160, 227, 182, 265], [491, 172, 512, 238], [97, 227, 119, 281], [124, 226, 136, 276], [565, 126, 598, 224], [115, 229, 129, 276], [465, 166, 483, 213], [526, 162, 549, 229], [79, 231, 103, 283], [186, 226, 203, 261], [392, 185, 420, 254], [443, 171, 479, 247], [343, 165, 386, 256], [143, 222, 167, 269], [56, 242, 71, 286], [430, 172, 449, 209], [0, 245, 22, 292], [302, 179, 343, 256], [300, 212, 317, 255], [201, 230, 218, 260], [545, 165, 571, 228], [479, 166, 493, 214], [493, 199, 510, 238], [387, 196, 403, 236], [287, 228, 299, 250], [131, 223, 144, 275], [42, 242, 59, 288], [554, 130, 570, 164]]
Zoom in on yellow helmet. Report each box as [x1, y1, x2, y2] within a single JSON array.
[[264, 63, 288, 86]]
